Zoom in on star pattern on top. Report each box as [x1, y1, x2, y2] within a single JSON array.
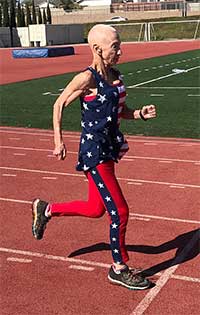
[[98, 94, 107, 104]]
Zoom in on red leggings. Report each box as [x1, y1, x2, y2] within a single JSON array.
[[50, 160, 129, 264]]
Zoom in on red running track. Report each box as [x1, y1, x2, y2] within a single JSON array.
[[1, 40, 200, 85], [0, 126, 199, 315]]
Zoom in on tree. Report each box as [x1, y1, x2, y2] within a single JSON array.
[[46, 3, 51, 24], [0, 2, 2, 27], [38, 7, 42, 24], [32, 0, 36, 24], [10, 0, 16, 28], [52, 0, 77, 10], [2, 0, 9, 26], [26, 3, 32, 25], [17, 0, 22, 26], [21, 6, 25, 26], [42, 8, 46, 24]]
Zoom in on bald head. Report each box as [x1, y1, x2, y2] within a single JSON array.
[[88, 24, 119, 48]]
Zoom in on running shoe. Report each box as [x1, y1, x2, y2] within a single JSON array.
[[32, 198, 50, 240], [108, 265, 151, 290]]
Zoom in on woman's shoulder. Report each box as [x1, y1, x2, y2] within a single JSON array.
[[71, 68, 94, 90]]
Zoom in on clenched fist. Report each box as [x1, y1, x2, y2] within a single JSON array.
[[140, 105, 156, 120]]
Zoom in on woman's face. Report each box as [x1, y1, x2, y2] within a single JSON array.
[[101, 32, 122, 66]]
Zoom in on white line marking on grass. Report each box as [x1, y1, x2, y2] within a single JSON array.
[[68, 265, 94, 271], [1, 166, 199, 189], [127, 66, 200, 89], [7, 257, 32, 263], [129, 213, 200, 225], [130, 229, 200, 315], [188, 94, 200, 97], [135, 87, 200, 90], [0, 247, 111, 269], [42, 92, 51, 95], [150, 94, 164, 96]]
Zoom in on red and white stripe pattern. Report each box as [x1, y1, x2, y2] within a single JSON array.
[[115, 80, 129, 159]]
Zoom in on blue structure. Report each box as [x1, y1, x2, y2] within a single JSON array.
[[12, 46, 75, 58]]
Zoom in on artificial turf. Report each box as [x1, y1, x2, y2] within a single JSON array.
[[1, 49, 199, 138]]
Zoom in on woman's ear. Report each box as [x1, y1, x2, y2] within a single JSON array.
[[93, 44, 102, 56]]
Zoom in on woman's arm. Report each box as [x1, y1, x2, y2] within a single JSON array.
[[121, 104, 156, 121], [53, 71, 92, 160]]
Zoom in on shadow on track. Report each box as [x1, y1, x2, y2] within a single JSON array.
[[68, 228, 200, 276]]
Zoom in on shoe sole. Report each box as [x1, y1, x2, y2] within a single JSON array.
[[32, 198, 42, 240], [107, 274, 151, 290]]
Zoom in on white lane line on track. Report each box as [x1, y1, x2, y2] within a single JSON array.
[[42, 177, 57, 180], [0, 247, 111, 269], [0, 197, 32, 204], [1, 247, 199, 284], [144, 143, 158, 146], [1, 197, 199, 225], [2, 174, 17, 177], [7, 257, 32, 263], [0, 166, 199, 189], [130, 217, 150, 222], [170, 185, 185, 189], [129, 213, 200, 225], [172, 275, 200, 283], [1, 130, 199, 146], [130, 229, 200, 315], [2, 146, 200, 164], [68, 265, 94, 272], [39, 139, 50, 142], [124, 155, 200, 164], [9, 137, 21, 140], [13, 153, 26, 156], [158, 160, 172, 164]]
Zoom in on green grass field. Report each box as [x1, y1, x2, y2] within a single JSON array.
[[1, 49, 199, 138]]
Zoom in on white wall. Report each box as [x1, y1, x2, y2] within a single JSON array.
[[17, 27, 30, 47], [29, 24, 47, 46], [79, 0, 111, 6]]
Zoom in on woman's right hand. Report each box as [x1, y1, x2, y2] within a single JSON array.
[[53, 143, 67, 160]]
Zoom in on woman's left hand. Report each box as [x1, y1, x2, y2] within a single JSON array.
[[141, 105, 157, 120]]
